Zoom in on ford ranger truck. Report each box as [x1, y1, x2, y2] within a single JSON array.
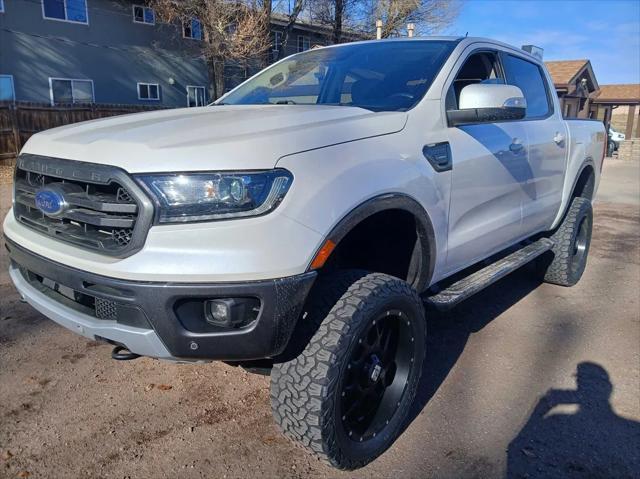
[[4, 37, 605, 469]]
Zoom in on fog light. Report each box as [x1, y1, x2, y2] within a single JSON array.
[[204, 298, 260, 328], [208, 300, 230, 323]]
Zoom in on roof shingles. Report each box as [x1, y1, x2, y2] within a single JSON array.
[[544, 60, 589, 86], [592, 84, 640, 103]]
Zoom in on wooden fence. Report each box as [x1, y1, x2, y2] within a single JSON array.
[[0, 101, 169, 163]]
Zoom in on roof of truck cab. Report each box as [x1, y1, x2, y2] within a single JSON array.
[[314, 36, 541, 62]]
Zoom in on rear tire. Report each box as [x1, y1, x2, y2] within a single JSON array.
[[538, 196, 593, 286], [270, 271, 426, 470]]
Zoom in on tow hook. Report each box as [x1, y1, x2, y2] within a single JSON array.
[[111, 345, 140, 361]]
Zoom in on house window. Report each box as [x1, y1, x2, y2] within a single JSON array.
[[49, 78, 94, 105], [138, 82, 160, 101], [187, 86, 206, 107], [297, 35, 310, 52], [133, 5, 154, 25], [0, 75, 15, 101], [42, 0, 88, 24], [183, 18, 203, 40], [273, 31, 282, 52]]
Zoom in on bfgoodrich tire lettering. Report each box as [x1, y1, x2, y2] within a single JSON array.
[[270, 271, 426, 469], [538, 196, 593, 286]]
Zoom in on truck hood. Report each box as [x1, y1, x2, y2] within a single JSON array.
[[21, 105, 407, 173]]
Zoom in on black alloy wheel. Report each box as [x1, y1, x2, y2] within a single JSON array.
[[339, 308, 416, 442], [271, 271, 426, 469]]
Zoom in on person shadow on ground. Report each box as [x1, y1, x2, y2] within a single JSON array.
[[507, 362, 640, 478]]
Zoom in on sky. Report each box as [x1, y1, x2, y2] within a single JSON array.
[[447, 0, 640, 84]]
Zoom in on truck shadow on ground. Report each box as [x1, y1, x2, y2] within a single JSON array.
[[410, 267, 541, 417], [0, 284, 49, 345], [410, 269, 639, 478]]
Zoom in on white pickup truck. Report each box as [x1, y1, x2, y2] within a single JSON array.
[[4, 37, 605, 469]]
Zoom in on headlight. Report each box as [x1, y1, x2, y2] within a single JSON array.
[[136, 169, 293, 223]]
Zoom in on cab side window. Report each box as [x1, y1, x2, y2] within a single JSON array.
[[502, 54, 551, 119], [446, 51, 503, 110]]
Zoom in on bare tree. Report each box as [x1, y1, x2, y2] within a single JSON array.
[[261, 0, 273, 67], [367, 0, 461, 38], [309, 0, 354, 43], [151, 0, 272, 99], [310, 0, 459, 45], [276, 0, 305, 60]]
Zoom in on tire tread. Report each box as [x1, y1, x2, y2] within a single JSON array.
[[541, 196, 592, 286], [270, 271, 425, 469]]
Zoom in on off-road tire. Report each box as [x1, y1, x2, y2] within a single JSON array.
[[270, 271, 426, 470], [538, 196, 593, 286]]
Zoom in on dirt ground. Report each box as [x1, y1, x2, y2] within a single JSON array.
[[0, 159, 638, 479]]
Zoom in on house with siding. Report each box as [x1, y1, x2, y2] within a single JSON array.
[[0, 0, 345, 107]]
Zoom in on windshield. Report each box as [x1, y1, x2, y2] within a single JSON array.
[[220, 40, 457, 112]]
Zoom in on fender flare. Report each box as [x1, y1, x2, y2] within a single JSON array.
[[571, 158, 596, 199], [553, 158, 596, 230], [312, 193, 437, 292], [566, 157, 596, 205]]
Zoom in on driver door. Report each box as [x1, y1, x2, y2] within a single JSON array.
[[445, 50, 531, 273]]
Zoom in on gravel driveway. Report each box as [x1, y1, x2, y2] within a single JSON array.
[[1, 159, 638, 478]]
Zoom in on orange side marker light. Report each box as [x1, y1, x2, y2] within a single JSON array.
[[310, 239, 336, 270]]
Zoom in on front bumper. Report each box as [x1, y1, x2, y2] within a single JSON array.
[[6, 238, 317, 361]]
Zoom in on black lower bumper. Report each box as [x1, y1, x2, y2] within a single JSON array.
[[6, 238, 317, 361]]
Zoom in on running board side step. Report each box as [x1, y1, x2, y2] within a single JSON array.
[[424, 238, 554, 311]]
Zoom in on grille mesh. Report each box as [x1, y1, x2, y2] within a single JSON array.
[[116, 187, 133, 204], [95, 298, 118, 320], [112, 228, 133, 247]]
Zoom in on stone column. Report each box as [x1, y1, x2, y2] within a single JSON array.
[[625, 105, 636, 138]]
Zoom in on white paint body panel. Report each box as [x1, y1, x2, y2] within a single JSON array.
[[3, 205, 322, 282], [445, 121, 530, 273], [19, 105, 407, 172], [4, 38, 604, 285]]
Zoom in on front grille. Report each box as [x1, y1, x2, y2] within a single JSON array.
[[13, 154, 154, 257]]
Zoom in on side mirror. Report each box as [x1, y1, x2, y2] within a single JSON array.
[[447, 83, 527, 126]]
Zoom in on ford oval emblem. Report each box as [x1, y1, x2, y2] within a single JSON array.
[[35, 188, 67, 216]]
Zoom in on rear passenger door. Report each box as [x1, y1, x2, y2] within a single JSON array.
[[500, 53, 567, 232]]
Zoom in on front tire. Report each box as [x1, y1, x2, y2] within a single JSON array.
[[538, 196, 593, 286], [270, 272, 426, 470]]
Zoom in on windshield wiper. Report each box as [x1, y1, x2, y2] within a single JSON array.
[[275, 100, 297, 105]]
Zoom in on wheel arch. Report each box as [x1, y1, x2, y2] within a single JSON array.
[[308, 193, 437, 292], [552, 158, 596, 230], [571, 160, 596, 201]]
